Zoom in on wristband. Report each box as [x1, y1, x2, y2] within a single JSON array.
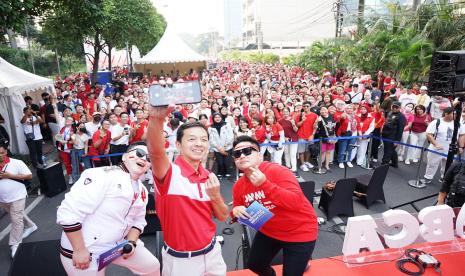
[[128, 240, 137, 248]]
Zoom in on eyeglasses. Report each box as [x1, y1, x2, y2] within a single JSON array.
[[128, 148, 150, 162], [232, 147, 258, 159]]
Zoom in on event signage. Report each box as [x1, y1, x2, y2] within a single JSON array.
[[342, 204, 465, 256]]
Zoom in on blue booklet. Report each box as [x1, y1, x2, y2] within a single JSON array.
[[97, 241, 128, 271], [238, 201, 274, 231]]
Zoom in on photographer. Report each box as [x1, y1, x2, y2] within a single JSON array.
[[20, 106, 44, 168], [109, 112, 131, 165]]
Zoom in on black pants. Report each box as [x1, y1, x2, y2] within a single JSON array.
[[248, 231, 316, 276], [26, 139, 44, 167], [93, 158, 110, 168], [371, 128, 381, 159], [382, 138, 398, 165], [214, 150, 232, 176], [109, 144, 128, 165]]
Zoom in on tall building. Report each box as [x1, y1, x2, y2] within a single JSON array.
[[242, 0, 336, 48], [224, 0, 243, 49]]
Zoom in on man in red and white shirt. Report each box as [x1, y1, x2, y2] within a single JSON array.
[[231, 135, 318, 276], [147, 105, 228, 276]]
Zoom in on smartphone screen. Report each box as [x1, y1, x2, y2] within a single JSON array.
[[149, 80, 202, 107]]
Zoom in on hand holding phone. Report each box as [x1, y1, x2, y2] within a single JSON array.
[[149, 81, 201, 107]]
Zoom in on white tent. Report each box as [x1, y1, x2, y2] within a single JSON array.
[[134, 26, 207, 76], [0, 57, 55, 154]]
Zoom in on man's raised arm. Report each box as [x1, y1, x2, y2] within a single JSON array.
[[147, 105, 174, 182]]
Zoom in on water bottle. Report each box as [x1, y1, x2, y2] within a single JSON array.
[[41, 155, 47, 166]]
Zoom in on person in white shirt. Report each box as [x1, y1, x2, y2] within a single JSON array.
[[0, 139, 38, 258], [21, 106, 44, 168], [109, 112, 131, 165], [424, 107, 465, 183], [84, 112, 102, 138], [70, 122, 92, 181], [398, 86, 418, 108], [57, 142, 160, 275]]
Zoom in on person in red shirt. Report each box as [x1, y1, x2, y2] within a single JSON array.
[[231, 135, 318, 276], [88, 119, 111, 167], [83, 92, 97, 116], [294, 101, 317, 172], [130, 109, 148, 144], [263, 114, 285, 164]]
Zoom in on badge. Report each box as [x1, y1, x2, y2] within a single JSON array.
[[84, 178, 92, 185]]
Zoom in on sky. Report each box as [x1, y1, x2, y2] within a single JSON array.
[[152, 0, 224, 35]]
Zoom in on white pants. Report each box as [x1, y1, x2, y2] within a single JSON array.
[[407, 132, 427, 161], [356, 139, 370, 166], [284, 143, 298, 171], [161, 241, 226, 276], [424, 151, 446, 180], [61, 242, 160, 276], [397, 131, 410, 159], [49, 122, 60, 144], [0, 198, 35, 246], [267, 143, 284, 165]]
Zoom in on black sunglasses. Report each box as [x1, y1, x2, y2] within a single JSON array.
[[128, 148, 150, 162], [232, 147, 258, 159]]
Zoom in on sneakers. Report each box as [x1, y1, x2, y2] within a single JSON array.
[[412, 159, 419, 163], [300, 164, 309, 172], [405, 160, 410, 165], [422, 178, 432, 184], [22, 224, 38, 239], [372, 159, 378, 163], [304, 162, 314, 169], [68, 178, 74, 185], [398, 156, 404, 162], [11, 244, 18, 258], [339, 163, 345, 169], [346, 162, 353, 168]]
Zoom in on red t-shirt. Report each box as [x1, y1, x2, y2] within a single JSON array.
[[278, 118, 299, 142], [265, 123, 283, 141], [83, 99, 96, 115], [88, 130, 111, 160], [130, 120, 148, 143], [232, 162, 318, 242], [295, 112, 317, 140], [253, 126, 267, 144]]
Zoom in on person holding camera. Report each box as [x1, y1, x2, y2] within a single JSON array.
[[21, 106, 45, 168], [109, 112, 131, 165], [0, 139, 38, 258]]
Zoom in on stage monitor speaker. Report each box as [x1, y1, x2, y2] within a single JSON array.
[[37, 162, 67, 197], [429, 50, 465, 95], [9, 240, 66, 276]]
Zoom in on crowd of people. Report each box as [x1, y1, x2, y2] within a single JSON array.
[[16, 62, 458, 185], [3, 61, 465, 274]]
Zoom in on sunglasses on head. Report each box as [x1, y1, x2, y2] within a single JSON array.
[[128, 148, 150, 162], [232, 146, 258, 159]]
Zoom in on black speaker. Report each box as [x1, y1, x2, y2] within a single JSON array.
[[141, 193, 162, 235], [36, 162, 67, 197], [9, 240, 66, 276], [429, 50, 465, 95]]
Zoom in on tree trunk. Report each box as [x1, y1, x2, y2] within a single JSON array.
[[91, 35, 101, 85], [107, 45, 112, 71], [413, 0, 421, 10], [357, 0, 365, 36], [128, 45, 133, 72], [7, 29, 18, 48]]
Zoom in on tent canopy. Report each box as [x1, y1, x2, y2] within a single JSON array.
[[134, 26, 207, 76], [0, 57, 55, 154]]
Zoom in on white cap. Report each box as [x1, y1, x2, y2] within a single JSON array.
[[420, 86, 428, 91]]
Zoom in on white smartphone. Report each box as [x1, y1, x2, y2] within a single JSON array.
[[149, 80, 202, 107]]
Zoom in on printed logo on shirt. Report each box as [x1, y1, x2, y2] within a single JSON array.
[[84, 178, 92, 185], [244, 190, 265, 204]]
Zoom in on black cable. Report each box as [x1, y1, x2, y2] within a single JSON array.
[[234, 245, 243, 270], [396, 258, 425, 275], [222, 227, 235, 235]]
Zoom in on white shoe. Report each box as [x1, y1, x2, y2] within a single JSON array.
[[11, 244, 18, 258], [398, 156, 404, 162], [68, 178, 74, 185], [346, 162, 353, 168], [372, 159, 378, 162], [300, 164, 309, 172], [22, 225, 38, 239], [304, 162, 314, 169], [412, 159, 419, 163], [405, 160, 410, 165], [339, 163, 345, 169]]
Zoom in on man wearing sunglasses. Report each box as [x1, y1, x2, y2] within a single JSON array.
[[147, 105, 228, 276], [57, 142, 160, 275], [231, 135, 318, 276]]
